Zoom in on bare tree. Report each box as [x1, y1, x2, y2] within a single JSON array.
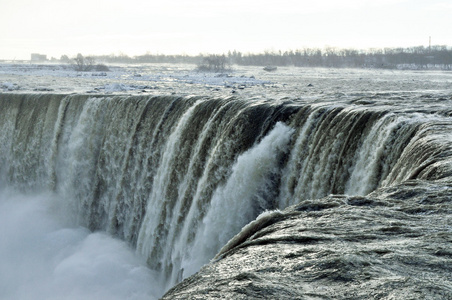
[[197, 54, 231, 72], [73, 53, 95, 71], [72, 53, 109, 72]]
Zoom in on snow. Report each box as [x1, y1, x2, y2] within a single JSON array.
[[1, 81, 19, 91], [2, 62, 451, 102], [0, 63, 271, 95]]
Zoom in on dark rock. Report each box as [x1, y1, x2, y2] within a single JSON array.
[[162, 185, 452, 299]]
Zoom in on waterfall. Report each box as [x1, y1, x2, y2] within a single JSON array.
[[1, 93, 451, 294]]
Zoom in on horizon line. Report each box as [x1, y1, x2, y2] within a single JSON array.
[[1, 44, 451, 61]]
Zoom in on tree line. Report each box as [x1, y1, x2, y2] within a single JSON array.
[[60, 46, 452, 70], [232, 46, 452, 70]]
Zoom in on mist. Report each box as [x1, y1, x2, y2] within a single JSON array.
[[0, 190, 161, 300]]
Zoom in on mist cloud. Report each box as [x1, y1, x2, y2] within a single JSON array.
[[0, 191, 160, 300]]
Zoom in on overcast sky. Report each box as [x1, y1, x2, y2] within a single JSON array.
[[0, 0, 451, 60]]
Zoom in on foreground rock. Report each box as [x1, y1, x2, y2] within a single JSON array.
[[162, 179, 452, 299]]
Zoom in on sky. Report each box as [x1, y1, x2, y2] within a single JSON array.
[[0, 0, 451, 60]]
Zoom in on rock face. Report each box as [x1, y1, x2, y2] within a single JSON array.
[[162, 179, 452, 299]]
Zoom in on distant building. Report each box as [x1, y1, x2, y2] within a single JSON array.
[[31, 53, 47, 61]]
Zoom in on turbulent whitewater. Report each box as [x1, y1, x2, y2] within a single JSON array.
[[1, 65, 452, 299]]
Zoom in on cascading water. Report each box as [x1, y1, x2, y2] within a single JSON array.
[[176, 122, 295, 283], [1, 92, 451, 297]]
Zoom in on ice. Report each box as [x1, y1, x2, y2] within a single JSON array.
[[1, 82, 19, 91], [1, 61, 451, 103], [101, 83, 136, 92], [0, 62, 270, 95]]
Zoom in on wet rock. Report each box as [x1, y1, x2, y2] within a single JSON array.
[[162, 181, 452, 299]]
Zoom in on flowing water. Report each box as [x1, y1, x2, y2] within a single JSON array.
[[1, 64, 451, 299]]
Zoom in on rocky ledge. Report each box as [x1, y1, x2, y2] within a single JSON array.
[[162, 179, 452, 299]]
